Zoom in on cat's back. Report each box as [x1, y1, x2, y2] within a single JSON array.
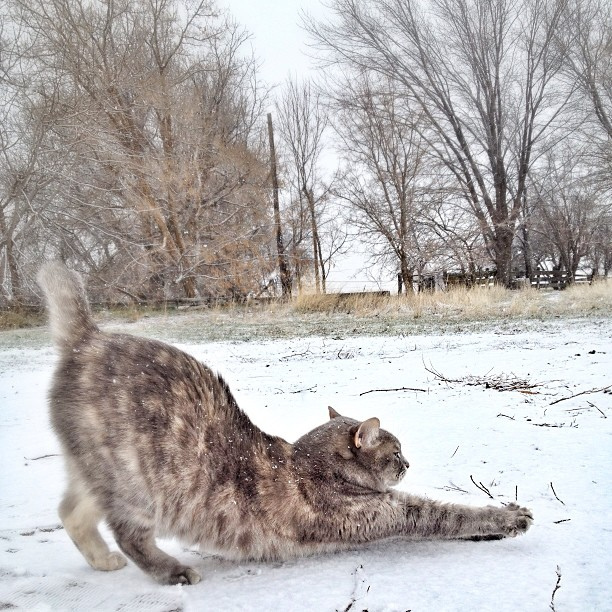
[[49, 329, 239, 476], [52, 329, 211, 416]]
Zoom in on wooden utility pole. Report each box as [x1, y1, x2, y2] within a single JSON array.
[[267, 112, 292, 297]]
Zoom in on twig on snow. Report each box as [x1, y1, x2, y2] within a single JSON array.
[[24, 453, 60, 461], [469, 475, 494, 499], [436, 481, 469, 494], [339, 564, 370, 612], [359, 386, 427, 396], [290, 385, 317, 394], [553, 519, 571, 524], [587, 401, 607, 418], [550, 565, 562, 611], [549, 384, 612, 406], [550, 482, 565, 505], [450, 445, 459, 458], [337, 347, 355, 360], [532, 420, 578, 428], [280, 347, 312, 361]]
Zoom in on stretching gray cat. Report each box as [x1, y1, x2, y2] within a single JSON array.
[[37, 262, 533, 585]]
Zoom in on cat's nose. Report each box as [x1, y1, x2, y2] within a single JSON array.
[[404, 460, 410, 469]]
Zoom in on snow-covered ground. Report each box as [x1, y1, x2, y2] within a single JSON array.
[[1, 317, 611, 611]]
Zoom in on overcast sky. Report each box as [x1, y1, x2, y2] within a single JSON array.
[[218, 0, 330, 88]]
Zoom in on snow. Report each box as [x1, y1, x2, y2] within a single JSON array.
[[1, 318, 611, 611]]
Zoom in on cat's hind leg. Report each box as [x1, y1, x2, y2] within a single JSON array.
[[108, 517, 201, 585], [59, 486, 127, 571]]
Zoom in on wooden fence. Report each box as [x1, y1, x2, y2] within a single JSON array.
[[437, 269, 592, 290], [528, 270, 591, 290]]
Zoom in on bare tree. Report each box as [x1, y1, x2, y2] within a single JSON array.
[[331, 74, 440, 292], [560, 0, 612, 139], [557, 0, 611, 190], [11, 0, 273, 301], [281, 184, 311, 293], [306, 0, 570, 287], [275, 77, 330, 293], [590, 213, 612, 277], [426, 193, 491, 283], [0, 11, 30, 303], [0, 8, 64, 304], [530, 149, 609, 279]]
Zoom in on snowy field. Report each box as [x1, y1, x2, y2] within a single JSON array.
[[1, 316, 611, 611]]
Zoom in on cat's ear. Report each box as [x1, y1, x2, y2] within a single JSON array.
[[354, 417, 381, 449], [328, 406, 342, 420]]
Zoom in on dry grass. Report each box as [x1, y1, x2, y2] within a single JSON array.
[[292, 280, 612, 321], [1, 280, 609, 340], [0, 308, 45, 330], [294, 291, 396, 315]]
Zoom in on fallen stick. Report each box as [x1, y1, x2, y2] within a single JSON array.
[[341, 564, 370, 612], [549, 384, 612, 406], [550, 566, 562, 612], [550, 482, 565, 505], [24, 453, 60, 461], [587, 401, 607, 418], [290, 385, 317, 394], [359, 386, 427, 396], [437, 481, 469, 494], [470, 475, 494, 499]]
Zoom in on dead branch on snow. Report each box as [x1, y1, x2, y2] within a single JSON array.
[[424, 362, 540, 393], [550, 482, 565, 505], [549, 384, 612, 406], [340, 564, 370, 612], [469, 475, 494, 499], [359, 386, 427, 396], [586, 401, 607, 418], [550, 565, 562, 611]]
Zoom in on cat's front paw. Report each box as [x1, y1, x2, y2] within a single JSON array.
[[501, 502, 533, 536]]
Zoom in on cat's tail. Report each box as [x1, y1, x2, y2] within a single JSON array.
[[37, 262, 98, 350]]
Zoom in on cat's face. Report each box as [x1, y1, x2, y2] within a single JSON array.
[[355, 424, 410, 488], [345, 410, 410, 488], [294, 407, 410, 492]]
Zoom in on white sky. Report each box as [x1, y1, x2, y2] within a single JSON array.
[[219, 0, 330, 89]]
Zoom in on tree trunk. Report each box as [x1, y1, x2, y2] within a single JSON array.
[[492, 227, 515, 288], [305, 187, 322, 293], [315, 228, 326, 294], [0, 207, 22, 304], [399, 252, 413, 295], [521, 225, 534, 280], [267, 113, 292, 297], [5, 238, 21, 304]]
